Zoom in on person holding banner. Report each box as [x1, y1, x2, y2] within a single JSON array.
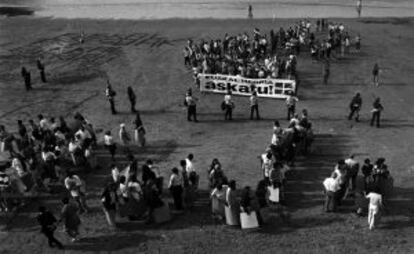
[[223, 91, 234, 121], [249, 91, 260, 120]]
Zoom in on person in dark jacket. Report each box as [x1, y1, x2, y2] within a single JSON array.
[[37, 59, 47, 83], [101, 183, 118, 228], [127, 86, 137, 113], [370, 97, 383, 128], [21, 67, 32, 91], [348, 92, 362, 121], [36, 206, 64, 249]]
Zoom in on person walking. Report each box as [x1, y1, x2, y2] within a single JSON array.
[[366, 188, 382, 230], [348, 92, 362, 121], [323, 177, 340, 212], [133, 112, 146, 147], [104, 131, 116, 161], [249, 91, 260, 120], [223, 90, 234, 120], [101, 183, 118, 228], [105, 81, 117, 114], [370, 97, 383, 128], [372, 63, 380, 87], [21, 67, 32, 91], [119, 123, 131, 146], [285, 92, 298, 120], [322, 60, 330, 85], [184, 90, 198, 122], [357, 0, 362, 18], [127, 86, 137, 113], [59, 197, 81, 242], [168, 167, 184, 211], [64, 172, 89, 213], [37, 206, 64, 249], [37, 58, 47, 83]]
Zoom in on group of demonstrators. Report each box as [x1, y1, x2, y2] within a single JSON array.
[[323, 155, 393, 230], [182, 20, 325, 81]]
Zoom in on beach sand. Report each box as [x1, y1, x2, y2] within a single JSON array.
[[0, 17, 413, 253]]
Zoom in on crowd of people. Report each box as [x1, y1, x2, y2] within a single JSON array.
[[323, 155, 393, 230]]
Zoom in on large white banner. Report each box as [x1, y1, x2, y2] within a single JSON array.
[[199, 74, 296, 99]]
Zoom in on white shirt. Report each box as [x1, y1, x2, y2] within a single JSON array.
[[64, 175, 82, 197], [268, 185, 280, 203], [168, 173, 183, 188], [104, 135, 114, 146], [323, 177, 340, 192], [262, 154, 273, 177], [111, 167, 119, 182], [345, 158, 358, 167], [75, 129, 91, 141], [39, 119, 49, 130], [185, 158, 195, 173], [366, 192, 382, 209], [224, 95, 232, 105]]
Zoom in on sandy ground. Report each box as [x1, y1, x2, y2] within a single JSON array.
[[0, 17, 413, 253]]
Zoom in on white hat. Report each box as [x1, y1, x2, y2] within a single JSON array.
[[120, 123, 125, 128]]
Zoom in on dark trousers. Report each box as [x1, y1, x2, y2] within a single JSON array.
[[24, 79, 31, 91], [105, 144, 116, 160], [323, 73, 329, 85], [130, 100, 136, 112], [109, 99, 116, 114], [250, 105, 260, 120], [225, 106, 233, 120], [287, 105, 295, 120], [42, 229, 63, 248], [324, 191, 337, 212], [40, 70, 47, 83], [370, 111, 381, 127], [170, 185, 183, 210], [348, 106, 360, 121], [184, 57, 190, 66], [187, 105, 198, 121]]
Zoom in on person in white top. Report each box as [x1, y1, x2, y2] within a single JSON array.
[[345, 154, 359, 191], [64, 172, 89, 213], [366, 189, 382, 230], [249, 91, 260, 120], [323, 177, 340, 212], [38, 114, 49, 131], [223, 91, 233, 120], [285, 92, 299, 120], [111, 164, 119, 183], [104, 131, 116, 160], [185, 154, 195, 174], [261, 152, 273, 180], [168, 167, 184, 211]]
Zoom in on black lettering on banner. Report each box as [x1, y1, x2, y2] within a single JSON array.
[[204, 81, 215, 90], [257, 86, 269, 94], [217, 82, 226, 91], [239, 85, 250, 94]]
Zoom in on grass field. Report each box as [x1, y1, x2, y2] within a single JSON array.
[[0, 17, 413, 253]]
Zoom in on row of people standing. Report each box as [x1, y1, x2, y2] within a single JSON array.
[[21, 59, 47, 91]]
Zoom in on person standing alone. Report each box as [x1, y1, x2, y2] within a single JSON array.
[[223, 90, 234, 120], [285, 91, 298, 120], [250, 91, 260, 120], [372, 63, 380, 87], [105, 80, 117, 115], [37, 58, 47, 83], [127, 86, 137, 113], [370, 97, 383, 128], [184, 90, 198, 122], [348, 92, 362, 122]]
